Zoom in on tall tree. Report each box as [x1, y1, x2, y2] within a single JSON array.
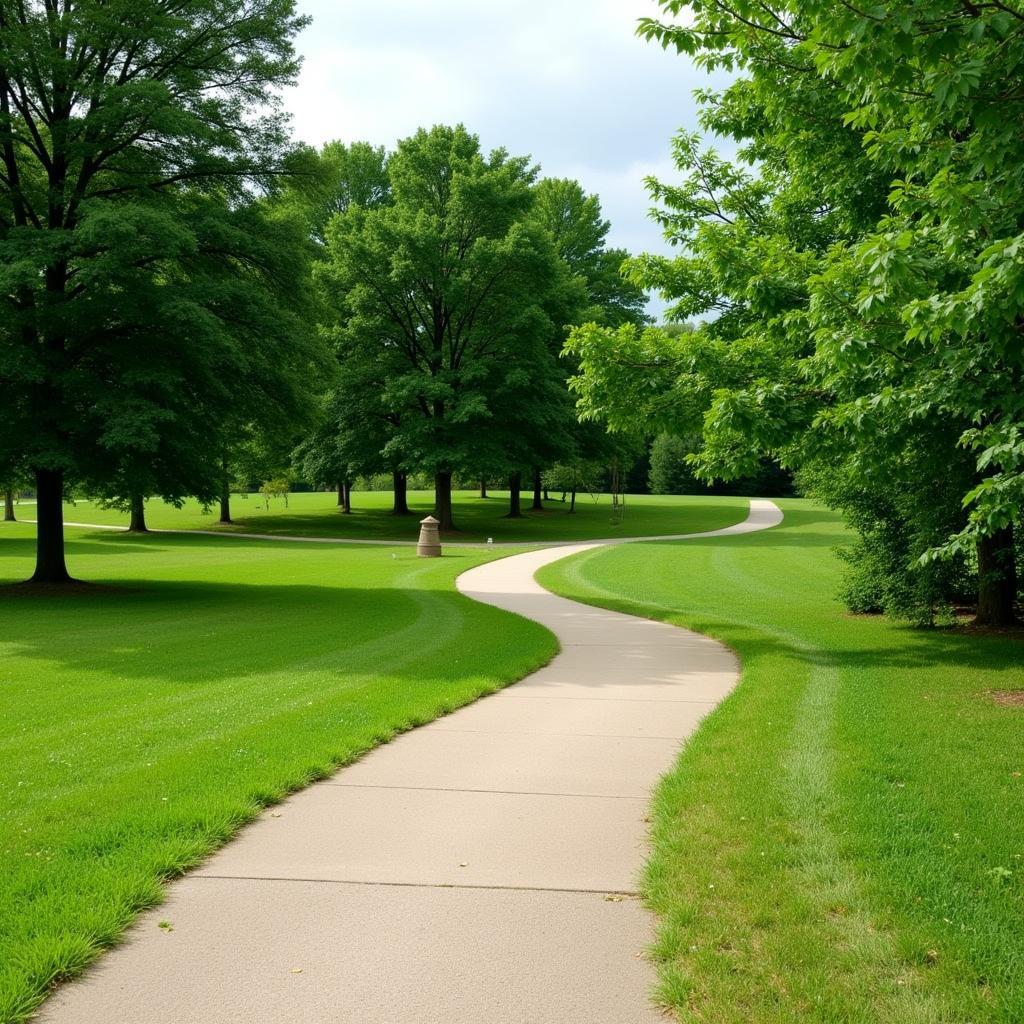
[[320, 125, 570, 530], [635, 0, 1023, 624], [0, 0, 314, 584], [290, 139, 398, 512], [525, 177, 648, 515], [567, 1, 1020, 625], [531, 177, 648, 328]]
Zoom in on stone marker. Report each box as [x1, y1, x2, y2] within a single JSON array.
[[417, 515, 441, 557]]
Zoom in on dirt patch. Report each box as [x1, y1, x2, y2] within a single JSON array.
[[990, 690, 1024, 709]]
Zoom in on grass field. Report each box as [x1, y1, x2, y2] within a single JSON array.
[[0, 523, 557, 1024], [28, 489, 750, 543], [538, 499, 1024, 1023]]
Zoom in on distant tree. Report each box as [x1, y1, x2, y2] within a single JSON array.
[[543, 460, 602, 513], [0, 0, 318, 584], [649, 434, 701, 495], [259, 478, 291, 510], [531, 177, 648, 328], [293, 368, 408, 516], [282, 140, 390, 247], [320, 125, 570, 530], [0, 459, 26, 522], [289, 142, 403, 515]]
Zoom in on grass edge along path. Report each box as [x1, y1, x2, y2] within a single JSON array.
[[537, 498, 1024, 1024], [0, 525, 557, 1024]]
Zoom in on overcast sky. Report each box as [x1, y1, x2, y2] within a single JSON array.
[[284, 1, 723, 319]]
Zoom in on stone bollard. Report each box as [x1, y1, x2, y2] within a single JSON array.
[[417, 515, 442, 557]]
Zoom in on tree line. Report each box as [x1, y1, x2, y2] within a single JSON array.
[[0, 1, 646, 583], [288, 126, 647, 532], [566, 0, 1023, 627]]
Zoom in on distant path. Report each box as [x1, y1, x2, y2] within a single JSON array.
[[30, 502, 765, 549], [37, 500, 783, 1024]]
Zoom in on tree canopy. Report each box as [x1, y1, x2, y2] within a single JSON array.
[[0, 0, 326, 582], [566, 0, 1023, 624], [319, 125, 584, 530]]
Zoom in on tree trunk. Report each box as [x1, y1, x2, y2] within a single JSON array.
[[337, 482, 344, 507], [480, 479, 487, 499], [532, 467, 543, 511], [342, 480, 352, 514], [128, 493, 148, 533], [219, 482, 232, 524], [543, 487, 549, 501], [31, 467, 71, 583], [435, 471, 455, 531], [976, 525, 1018, 626], [3, 489, 14, 522], [569, 488, 577, 514], [507, 473, 522, 518], [392, 472, 409, 515]]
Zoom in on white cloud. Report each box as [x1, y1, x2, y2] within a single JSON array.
[[286, 0, 730, 318]]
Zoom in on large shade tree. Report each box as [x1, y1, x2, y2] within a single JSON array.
[[288, 139, 398, 511], [567, 0, 1022, 625], [0, 0, 319, 583], [320, 125, 572, 530]]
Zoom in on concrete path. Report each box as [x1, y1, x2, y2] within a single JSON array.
[[37, 500, 782, 1024], [36, 499, 757, 548]]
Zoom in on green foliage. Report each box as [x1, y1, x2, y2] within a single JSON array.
[[319, 125, 578, 524], [281, 140, 390, 246], [649, 434, 701, 495], [542, 460, 603, 498], [258, 477, 291, 509], [569, 0, 1023, 621], [650, 433, 794, 498], [530, 177, 648, 328], [0, 0, 325, 579]]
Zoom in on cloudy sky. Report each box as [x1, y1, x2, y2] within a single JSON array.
[[284, 1, 724, 318]]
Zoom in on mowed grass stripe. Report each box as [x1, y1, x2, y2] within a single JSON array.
[[538, 499, 1024, 1023], [0, 524, 557, 1024]]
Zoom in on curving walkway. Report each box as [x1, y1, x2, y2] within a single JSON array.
[[33, 499, 757, 548], [37, 499, 782, 1024]]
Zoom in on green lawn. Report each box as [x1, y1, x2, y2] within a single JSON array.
[[538, 499, 1024, 1024], [34, 489, 749, 543], [0, 523, 556, 1024]]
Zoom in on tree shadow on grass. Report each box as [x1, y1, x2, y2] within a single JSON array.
[[0, 575, 537, 686], [0, 529, 415, 587]]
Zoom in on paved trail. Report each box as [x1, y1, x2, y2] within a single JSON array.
[[38, 499, 782, 1024]]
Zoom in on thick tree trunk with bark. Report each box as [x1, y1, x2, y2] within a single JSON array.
[[479, 479, 487, 499], [128, 493, 148, 533], [435, 471, 454, 530], [342, 480, 352, 514], [219, 481, 232, 524], [31, 468, 71, 583], [532, 468, 543, 511], [3, 489, 14, 522], [507, 473, 522, 518], [392, 472, 409, 515], [976, 525, 1018, 626], [337, 482, 344, 507]]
